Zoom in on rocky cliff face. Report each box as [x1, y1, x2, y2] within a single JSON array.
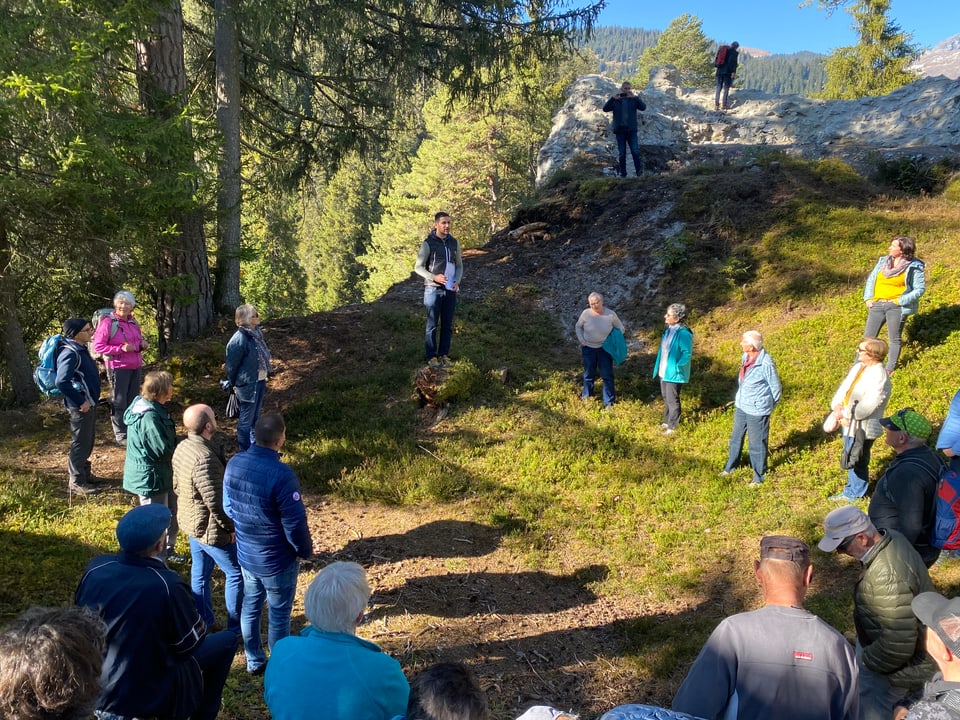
[[536, 69, 960, 186]]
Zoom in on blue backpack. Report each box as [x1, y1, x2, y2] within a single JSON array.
[[33, 335, 80, 397], [931, 464, 960, 550]]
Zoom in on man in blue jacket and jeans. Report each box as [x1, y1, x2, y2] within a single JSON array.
[[603, 81, 646, 177], [224, 413, 313, 674]]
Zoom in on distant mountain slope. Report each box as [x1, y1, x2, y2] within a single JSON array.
[[912, 33, 960, 79]]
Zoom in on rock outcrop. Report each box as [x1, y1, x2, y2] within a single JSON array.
[[536, 70, 960, 186]]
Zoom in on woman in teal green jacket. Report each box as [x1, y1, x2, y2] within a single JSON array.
[[652, 303, 693, 434], [123, 370, 178, 557]]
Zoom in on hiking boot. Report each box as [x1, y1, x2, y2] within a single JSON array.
[[439, 356, 452, 367], [68, 480, 100, 496], [427, 357, 442, 368]]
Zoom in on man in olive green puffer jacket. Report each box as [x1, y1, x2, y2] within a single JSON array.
[[820, 505, 936, 720]]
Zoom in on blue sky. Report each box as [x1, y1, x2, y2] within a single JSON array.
[[595, 0, 959, 55]]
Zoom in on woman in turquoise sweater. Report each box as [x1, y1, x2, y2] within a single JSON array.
[[652, 303, 693, 435], [265, 562, 409, 720]]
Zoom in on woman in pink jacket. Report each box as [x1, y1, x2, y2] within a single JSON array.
[[92, 290, 147, 445]]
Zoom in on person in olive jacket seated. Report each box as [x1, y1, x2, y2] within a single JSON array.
[[820, 505, 935, 720]]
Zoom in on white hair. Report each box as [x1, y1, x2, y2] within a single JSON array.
[[234, 304, 258, 326], [742, 330, 763, 350], [303, 562, 371, 634], [588, 292, 603, 303], [113, 290, 136, 308]]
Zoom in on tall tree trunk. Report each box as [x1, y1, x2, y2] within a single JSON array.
[[213, 0, 242, 314], [0, 217, 40, 406], [135, 0, 214, 354]]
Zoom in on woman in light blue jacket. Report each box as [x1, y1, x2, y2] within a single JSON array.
[[720, 330, 782, 485], [653, 303, 693, 434], [862, 235, 925, 373]]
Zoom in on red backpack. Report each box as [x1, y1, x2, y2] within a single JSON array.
[[714, 45, 730, 68]]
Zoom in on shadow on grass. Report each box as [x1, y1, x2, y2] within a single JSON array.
[[907, 304, 960, 348]]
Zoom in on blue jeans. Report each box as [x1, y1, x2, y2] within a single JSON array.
[[864, 300, 904, 372], [841, 431, 875, 498], [237, 379, 266, 451], [424, 285, 457, 360], [724, 408, 770, 483], [582, 345, 616, 406], [190, 537, 243, 635], [240, 560, 299, 671], [615, 130, 642, 176]]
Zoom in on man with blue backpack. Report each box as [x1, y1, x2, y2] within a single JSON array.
[[56, 318, 102, 495]]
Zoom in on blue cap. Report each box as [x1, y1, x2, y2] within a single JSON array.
[[116, 505, 171, 554]]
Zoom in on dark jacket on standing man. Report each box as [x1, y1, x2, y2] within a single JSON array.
[[603, 93, 646, 134], [717, 45, 740, 77], [869, 445, 944, 567]]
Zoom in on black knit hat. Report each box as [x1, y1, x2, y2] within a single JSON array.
[[62, 318, 89, 339]]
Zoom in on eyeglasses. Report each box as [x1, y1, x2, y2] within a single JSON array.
[[836, 535, 856, 554]]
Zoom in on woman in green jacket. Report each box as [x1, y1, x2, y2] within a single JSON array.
[[123, 370, 179, 558]]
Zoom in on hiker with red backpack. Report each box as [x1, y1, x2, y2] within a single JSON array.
[[92, 290, 147, 447], [714, 41, 740, 110]]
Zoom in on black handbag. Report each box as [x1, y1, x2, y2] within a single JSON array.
[[840, 416, 866, 470], [225, 388, 240, 419]]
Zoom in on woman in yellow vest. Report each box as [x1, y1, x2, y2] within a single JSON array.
[[862, 236, 925, 374]]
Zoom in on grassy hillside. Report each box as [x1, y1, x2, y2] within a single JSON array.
[[2, 154, 960, 717]]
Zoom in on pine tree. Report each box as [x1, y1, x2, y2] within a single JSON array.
[[633, 14, 714, 88], [819, 0, 919, 99]]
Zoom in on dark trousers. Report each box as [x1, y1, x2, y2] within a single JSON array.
[[615, 130, 642, 176], [67, 406, 96, 483], [864, 300, 904, 372], [661, 381, 682, 429], [715, 73, 733, 107], [191, 630, 238, 720], [724, 408, 770, 483], [109, 367, 141, 440]]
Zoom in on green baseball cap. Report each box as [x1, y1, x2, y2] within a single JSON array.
[[880, 407, 932, 439]]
